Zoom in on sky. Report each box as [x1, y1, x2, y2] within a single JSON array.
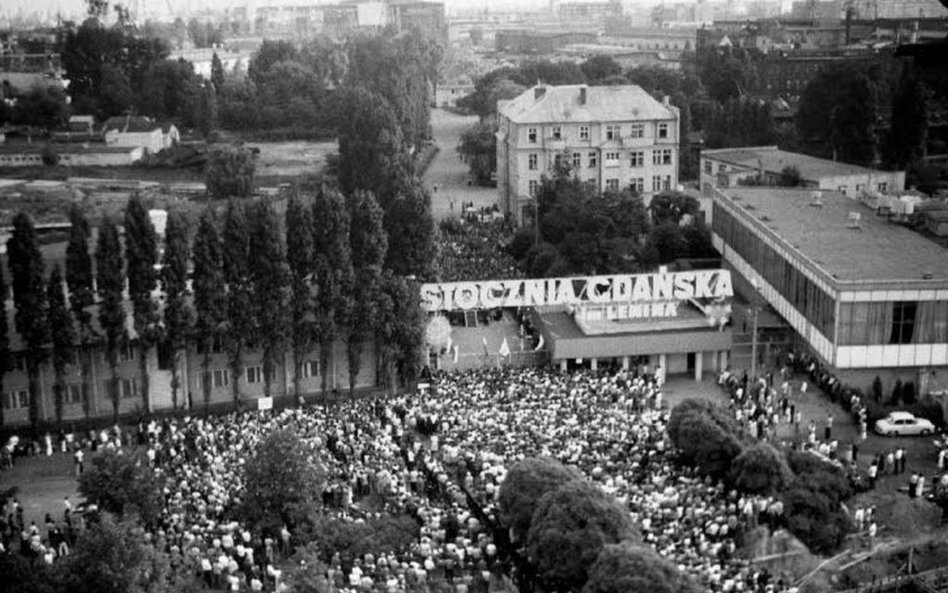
[[2, 0, 668, 24]]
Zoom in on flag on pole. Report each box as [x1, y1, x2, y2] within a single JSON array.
[[453, 345, 459, 364], [482, 336, 490, 356], [534, 334, 545, 352], [499, 337, 511, 357]]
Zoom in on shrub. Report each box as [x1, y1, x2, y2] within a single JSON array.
[[668, 398, 744, 479], [783, 486, 851, 554], [78, 449, 165, 527], [298, 514, 418, 572], [583, 541, 703, 593], [729, 443, 793, 495], [498, 457, 584, 541]]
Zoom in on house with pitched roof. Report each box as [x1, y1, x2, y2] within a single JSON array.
[[102, 115, 179, 155], [496, 84, 680, 224]]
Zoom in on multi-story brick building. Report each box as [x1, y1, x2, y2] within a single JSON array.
[[496, 84, 680, 224]]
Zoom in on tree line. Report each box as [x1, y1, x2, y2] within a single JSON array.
[[0, 187, 428, 430]]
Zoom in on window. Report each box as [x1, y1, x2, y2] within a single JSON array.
[[551, 126, 562, 140], [3, 390, 29, 409], [605, 178, 619, 191], [528, 153, 538, 170], [214, 369, 230, 387], [652, 175, 662, 192], [629, 123, 644, 138], [630, 151, 644, 167], [528, 180, 539, 196], [588, 152, 597, 168], [67, 384, 86, 404], [657, 122, 669, 139], [605, 125, 619, 140], [12, 354, 26, 372], [856, 184, 865, 192], [572, 152, 581, 168], [605, 152, 620, 167], [877, 182, 888, 192], [663, 175, 672, 191], [301, 360, 320, 379], [120, 378, 139, 399], [586, 178, 596, 188], [661, 148, 673, 165], [246, 366, 264, 384], [630, 178, 645, 193], [890, 301, 917, 345], [528, 128, 537, 143], [718, 164, 726, 174], [579, 126, 589, 140], [120, 343, 135, 362], [838, 185, 847, 195], [652, 150, 663, 166]]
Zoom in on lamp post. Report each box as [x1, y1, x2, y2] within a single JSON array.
[[750, 277, 761, 380]]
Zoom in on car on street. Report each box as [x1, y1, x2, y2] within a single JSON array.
[[874, 411, 936, 437]]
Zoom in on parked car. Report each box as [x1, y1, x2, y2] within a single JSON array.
[[874, 411, 935, 437]]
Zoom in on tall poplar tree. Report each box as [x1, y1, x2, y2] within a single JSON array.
[[286, 192, 315, 401], [161, 208, 191, 409], [192, 208, 226, 409], [7, 213, 51, 428], [0, 266, 11, 428], [48, 265, 76, 425], [223, 200, 254, 409], [311, 186, 352, 396], [124, 196, 161, 413], [95, 216, 126, 422], [346, 190, 387, 395], [65, 204, 96, 417], [249, 201, 289, 399]]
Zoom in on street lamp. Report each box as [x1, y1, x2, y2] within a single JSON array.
[[750, 277, 761, 380]]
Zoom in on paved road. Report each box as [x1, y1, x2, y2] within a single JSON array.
[[424, 109, 498, 220]]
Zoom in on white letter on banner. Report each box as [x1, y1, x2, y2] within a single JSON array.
[[525, 280, 545, 306], [587, 276, 610, 303], [714, 270, 734, 298], [480, 282, 504, 308], [420, 284, 443, 311], [612, 276, 632, 302], [454, 283, 479, 309], [694, 271, 714, 298], [632, 274, 652, 302], [503, 280, 524, 307], [653, 272, 674, 300], [556, 278, 577, 305], [673, 271, 695, 299]]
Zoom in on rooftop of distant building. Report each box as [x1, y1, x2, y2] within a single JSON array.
[[720, 187, 948, 285], [499, 84, 677, 124], [704, 146, 891, 181]]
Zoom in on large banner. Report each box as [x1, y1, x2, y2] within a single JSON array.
[[420, 269, 733, 312]]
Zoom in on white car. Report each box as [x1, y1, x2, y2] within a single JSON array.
[[874, 411, 936, 437]]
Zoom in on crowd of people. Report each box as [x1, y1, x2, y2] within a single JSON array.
[[438, 219, 523, 283], [0, 365, 805, 593]]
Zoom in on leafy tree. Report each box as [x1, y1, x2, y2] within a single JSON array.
[[498, 457, 584, 541], [58, 513, 192, 593], [0, 551, 60, 593], [283, 544, 332, 593], [673, 93, 698, 181], [646, 222, 689, 264], [527, 481, 637, 593], [78, 450, 165, 527], [248, 39, 300, 87], [161, 208, 191, 409], [95, 216, 126, 422], [210, 51, 225, 93], [248, 200, 290, 399], [580, 56, 622, 83], [311, 186, 353, 395], [240, 428, 324, 535], [698, 48, 757, 102], [458, 121, 497, 185], [668, 398, 744, 479], [138, 58, 202, 126], [223, 200, 254, 409], [333, 85, 407, 198], [47, 266, 76, 425], [347, 191, 387, 395], [297, 514, 419, 573], [257, 61, 328, 130], [649, 191, 700, 226], [205, 144, 256, 200], [383, 178, 438, 280], [192, 208, 226, 409], [11, 85, 69, 129], [883, 67, 930, 169], [778, 166, 803, 187], [583, 541, 703, 593], [125, 196, 161, 413], [286, 192, 315, 401], [197, 81, 218, 138], [376, 272, 425, 389], [729, 443, 792, 495], [783, 485, 851, 554], [798, 64, 881, 165], [8, 213, 51, 428], [66, 204, 96, 417]]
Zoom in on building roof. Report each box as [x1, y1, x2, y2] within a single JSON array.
[[723, 187, 948, 285], [499, 84, 677, 124], [102, 115, 162, 134], [704, 146, 887, 181]]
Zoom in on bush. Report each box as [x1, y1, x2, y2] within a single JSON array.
[[78, 449, 165, 527], [668, 399, 744, 479], [498, 457, 584, 541], [783, 486, 851, 554], [298, 514, 418, 572], [527, 481, 637, 593], [583, 541, 703, 593], [729, 443, 792, 495]]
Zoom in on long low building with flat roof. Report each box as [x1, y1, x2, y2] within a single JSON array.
[[710, 184, 948, 395]]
